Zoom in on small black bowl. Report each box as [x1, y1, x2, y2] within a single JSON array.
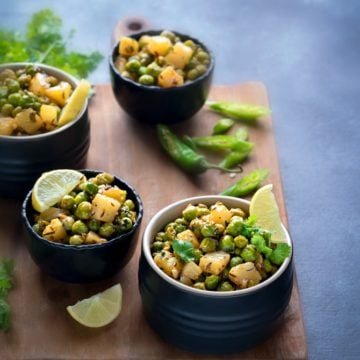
[[139, 195, 293, 354], [21, 170, 144, 284], [109, 30, 214, 125], [0, 63, 90, 199]]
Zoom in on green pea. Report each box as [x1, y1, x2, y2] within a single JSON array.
[[205, 275, 220, 290], [1, 103, 14, 116], [156, 56, 166, 66], [217, 281, 234, 292], [183, 39, 196, 49], [155, 231, 166, 242], [139, 74, 155, 85], [186, 68, 199, 81], [95, 172, 114, 185], [196, 64, 207, 76], [226, 217, 243, 236], [32, 223, 41, 234], [7, 93, 21, 106], [174, 223, 187, 234], [201, 223, 219, 238], [87, 219, 101, 232], [69, 234, 84, 245], [71, 220, 88, 235], [192, 249, 203, 263], [219, 235, 235, 253], [0, 86, 8, 98], [126, 59, 141, 72], [221, 267, 229, 279], [139, 53, 153, 66], [74, 201, 92, 220], [0, 98, 6, 108], [17, 74, 31, 87], [60, 195, 75, 210], [230, 256, 243, 267], [263, 258, 273, 273], [240, 244, 257, 262], [83, 182, 98, 195], [146, 62, 163, 78], [32, 102, 41, 111], [137, 66, 147, 76], [175, 217, 188, 226], [117, 217, 133, 233], [234, 235, 248, 248], [151, 241, 164, 252], [99, 223, 116, 238], [74, 191, 89, 205], [122, 199, 134, 210], [25, 64, 36, 75], [11, 106, 22, 117], [196, 206, 210, 217], [19, 95, 32, 108], [196, 50, 210, 62], [186, 58, 199, 70], [160, 30, 176, 42], [62, 216, 75, 231], [6, 79, 20, 93], [182, 204, 198, 221], [199, 237, 218, 253]]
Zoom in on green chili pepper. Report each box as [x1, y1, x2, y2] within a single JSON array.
[[220, 169, 270, 197], [207, 101, 271, 121], [218, 149, 252, 170], [157, 124, 240, 174], [190, 135, 254, 152], [212, 118, 234, 135]]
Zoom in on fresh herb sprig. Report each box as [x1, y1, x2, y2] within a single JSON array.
[[0, 9, 103, 78], [0, 258, 15, 332]]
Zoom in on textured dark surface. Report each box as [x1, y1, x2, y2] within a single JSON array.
[[1, 1, 360, 359]]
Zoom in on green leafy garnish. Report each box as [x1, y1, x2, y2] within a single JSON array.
[[269, 243, 292, 265], [0, 258, 15, 332], [172, 239, 196, 263], [0, 9, 103, 78], [251, 234, 273, 257]]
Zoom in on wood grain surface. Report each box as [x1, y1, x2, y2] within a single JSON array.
[[0, 83, 307, 359]]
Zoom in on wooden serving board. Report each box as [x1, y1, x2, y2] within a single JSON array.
[[0, 83, 307, 359]]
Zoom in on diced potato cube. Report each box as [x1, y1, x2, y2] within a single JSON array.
[[179, 274, 193, 286], [154, 250, 183, 279], [45, 81, 72, 106], [182, 261, 202, 280], [91, 194, 120, 223], [15, 109, 43, 134], [165, 42, 194, 69], [176, 229, 200, 248], [42, 218, 67, 242], [158, 66, 184, 88], [199, 251, 230, 275], [40, 104, 59, 129], [229, 262, 262, 289], [102, 186, 127, 204], [208, 202, 233, 226], [29, 72, 49, 96], [119, 36, 139, 57], [0, 117, 17, 135], [147, 35, 172, 56], [85, 231, 107, 244]]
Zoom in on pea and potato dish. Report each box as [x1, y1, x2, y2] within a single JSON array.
[[0, 65, 74, 136], [151, 202, 291, 291], [32, 172, 138, 246], [115, 30, 211, 87]]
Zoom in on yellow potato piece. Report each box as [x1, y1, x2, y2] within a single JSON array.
[[91, 194, 120, 223], [40, 104, 59, 130], [158, 66, 184, 88], [15, 109, 43, 135], [102, 186, 127, 204], [147, 36, 172, 56], [119, 36, 139, 57], [0, 117, 17, 136], [29, 72, 49, 96], [165, 42, 193, 69], [45, 81, 72, 106]]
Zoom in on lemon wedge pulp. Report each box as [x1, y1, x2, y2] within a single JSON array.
[[67, 284, 122, 328]]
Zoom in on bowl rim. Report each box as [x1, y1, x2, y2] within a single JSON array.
[[142, 195, 292, 298], [21, 169, 144, 251], [0, 62, 88, 141], [109, 29, 215, 91]]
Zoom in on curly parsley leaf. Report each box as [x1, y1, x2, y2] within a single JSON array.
[[0, 9, 103, 79], [172, 239, 196, 263], [269, 243, 291, 265]]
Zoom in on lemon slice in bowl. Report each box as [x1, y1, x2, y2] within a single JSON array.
[[249, 184, 287, 243], [31, 169, 84, 213], [67, 284, 122, 328], [57, 79, 90, 127]]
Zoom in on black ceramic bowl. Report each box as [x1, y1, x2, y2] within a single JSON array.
[[139, 195, 293, 354], [21, 170, 143, 283], [0, 63, 90, 198], [109, 30, 214, 124]]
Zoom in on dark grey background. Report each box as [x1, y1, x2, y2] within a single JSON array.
[[2, 1, 360, 359]]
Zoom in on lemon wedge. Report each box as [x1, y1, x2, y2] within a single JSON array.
[[67, 284, 122, 328], [31, 169, 84, 213], [249, 184, 287, 243], [57, 79, 90, 127]]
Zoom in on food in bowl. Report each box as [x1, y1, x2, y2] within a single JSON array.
[[150, 201, 291, 292], [0, 64, 89, 136], [31, 170, 138, 246], [114, 30, 211, 87]]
